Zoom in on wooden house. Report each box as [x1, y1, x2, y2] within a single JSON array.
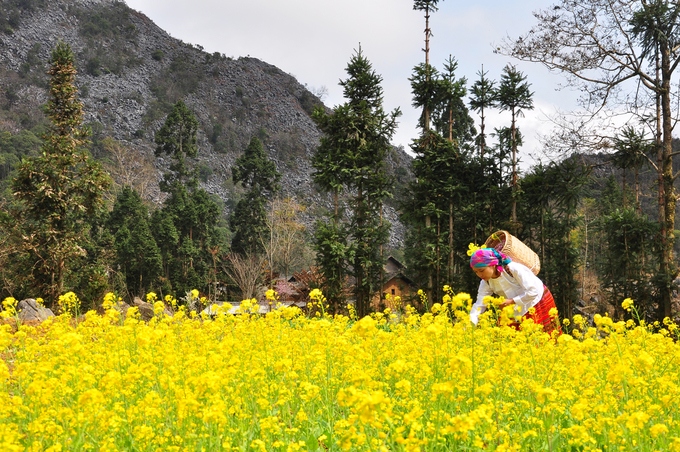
[[372, 256, 416, 311]]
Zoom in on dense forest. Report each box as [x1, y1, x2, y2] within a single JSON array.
[[1, 0, 680, 325]]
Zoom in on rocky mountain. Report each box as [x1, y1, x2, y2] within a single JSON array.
[[0, 0, 413, 247]]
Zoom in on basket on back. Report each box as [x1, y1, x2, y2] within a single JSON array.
[[484, 230, 541, 275]]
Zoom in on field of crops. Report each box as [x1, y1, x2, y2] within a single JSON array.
[[1, 291, 679, 451]]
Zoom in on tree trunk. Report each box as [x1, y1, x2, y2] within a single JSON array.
[[426, 214, 433, 302], [423, 8, 431, 131], [622, 168, 627, 209], [449, 201, 454, 284], [511, 109, 518, 226], [659, 43, 676, 320], [356, 184, 366, 318], [436, 218, 441, 295]]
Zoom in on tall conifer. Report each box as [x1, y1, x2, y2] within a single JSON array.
[[312, 47, 400, 316], [230, 136, 281, 257], [108, 186, 162, 298], [12, 42, 110, 304], [496, 64, 533, 228], [153, 101, 223, 297]]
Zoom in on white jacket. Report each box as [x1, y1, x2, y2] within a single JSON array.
[[469, 261, 544, 325]]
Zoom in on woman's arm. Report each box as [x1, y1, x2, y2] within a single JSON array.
[[469, 280, 493, 325]]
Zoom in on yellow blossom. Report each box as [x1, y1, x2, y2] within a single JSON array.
[[57, 292, 80, 316], [622, 297, 634, 312], [466, 243, 486, 256], [0, 285, 679, 451], [1, 297, 18, 318]]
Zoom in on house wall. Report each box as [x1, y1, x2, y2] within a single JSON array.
[[371, 276, 414, 311]]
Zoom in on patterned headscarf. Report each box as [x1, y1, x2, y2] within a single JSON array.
[[470, 248, 512, 273]]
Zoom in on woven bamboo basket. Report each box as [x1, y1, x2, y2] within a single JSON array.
[[484, 230, 541, 275]]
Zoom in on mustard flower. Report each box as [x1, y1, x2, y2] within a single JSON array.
[[621, 297, 634, 312], [308, 288, 328, 315], [308, 288, 324, 301], [417, 289, 428, 307], [102, 292, 118, 310], [466, 242, 483, 256], [164, 294, 177, 309], [5, 287, 680, 451], [347, 303, 358, 320], [455, 292, 472, 306], [1, 297, 17, 318], [650, 423, 669, 438], [391, 295, 402, 310], [146, 292, 158, 303], [58, 291, 81, 316], [153, 301, 166, 316], [265, 289, 278, 302], [483, 295, 503, 308], [572, 314, 585, 327]]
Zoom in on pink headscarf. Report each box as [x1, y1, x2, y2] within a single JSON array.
[[470, 248, 512, 273]]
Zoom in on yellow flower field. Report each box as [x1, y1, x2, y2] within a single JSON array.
[[1, 292, 679, 451]]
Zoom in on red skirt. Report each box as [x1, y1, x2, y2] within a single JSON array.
[[509, 286, 561, 335]]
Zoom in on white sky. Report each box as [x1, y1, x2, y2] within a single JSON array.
[[123, 0, 581, 167]]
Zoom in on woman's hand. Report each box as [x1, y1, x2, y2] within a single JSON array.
[[499, 299, 515, 309]]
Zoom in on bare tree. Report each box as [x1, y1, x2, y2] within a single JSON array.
[[222, 253, 266, 301], [101, 137, 158, 201], [501, 0, 680, 319], [262, 197, 311, 282]]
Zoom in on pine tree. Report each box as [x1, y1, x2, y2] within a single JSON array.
[[496, 64, 533, 228], [312, 47, 401, 316], [150, 207, 179, 293], [12, 42, 110, 304], [403, 54, 477, 300], [230, 136, 281, 256], [412, 0, 443, 130], [154, 100, 199, 191], [519, 160, 588, 319], [406, 60, 443, 299], [108, 186, 162, 299], [153, 101, 224, 297], [409, 63, 440, 132], [432, 56, 475, 144], [469, 67, 497, 158], [612, 127, 652, 212]]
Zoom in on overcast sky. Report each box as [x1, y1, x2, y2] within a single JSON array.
[[123, 0, 580, 166]]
